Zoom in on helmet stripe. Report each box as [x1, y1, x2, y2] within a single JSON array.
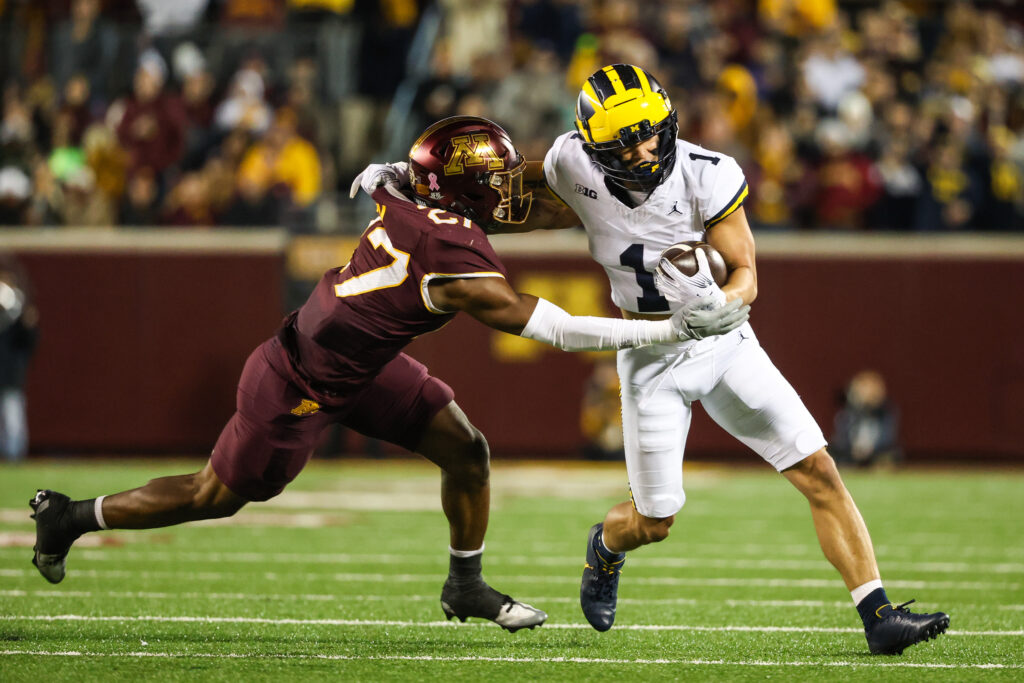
[[612, 64, 642, 92], [588, 68, 617, 104]]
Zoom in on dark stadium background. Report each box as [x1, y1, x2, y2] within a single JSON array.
[[1, 0, 1022, 463]]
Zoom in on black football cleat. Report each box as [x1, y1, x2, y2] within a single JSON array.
[[440, 578, 547, 633], [580, 522, 626, 632], [865, 600, 950, 655], [29, 490, 81, 584]]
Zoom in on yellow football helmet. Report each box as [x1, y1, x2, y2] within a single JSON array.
[[575, 64, 678, 192]]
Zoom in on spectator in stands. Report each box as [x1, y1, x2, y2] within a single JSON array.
[[747, 120, 803, 229], [977, 126, 1023, 231], [24, 161, 62, 226], [47, 112, 85, 184], [801, 30, 865, 112], [917, 140, 981, 231], [807, 119, 881, 230], [0, 257, 38, 462], [214, 63, 273, 136], [62, 164, 114, 226], [135, 0, 210, 53], [869, 139, 923, 231], [236, 108, 321, 211], [57, 74, 96, 146], [831, 370, 901, 468], [512, 0, 583, 63], [115, 50, 187, 181], [83, 123, 127, 213], [119, 166, 160, 227], [49, 0, 119, 102], [1, 0, 1023, 234], [161, 171, 212, 227], [651, 2, 701, 93], [491, 43, 567, 160], [0, 166, 32, 225], [199, 156, 237, 220], [440, 0, 509, 79], [580, 357, 624, 462], [220, 169, 280, 227]]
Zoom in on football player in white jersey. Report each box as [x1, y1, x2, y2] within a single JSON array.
[[353, 65, 948, 655]]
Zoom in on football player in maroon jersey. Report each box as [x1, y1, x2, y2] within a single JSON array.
[[29, 116, 748, 632]]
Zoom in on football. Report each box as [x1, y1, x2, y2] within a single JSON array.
[[661, 241, 728, 287]]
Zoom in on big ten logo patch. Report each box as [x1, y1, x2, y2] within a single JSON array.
[[492, 273, 609, 362], [444, 134, 505, 175], [575, 183, 597, 199]]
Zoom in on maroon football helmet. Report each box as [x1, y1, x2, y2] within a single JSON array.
[[407, 116, 532, 227]]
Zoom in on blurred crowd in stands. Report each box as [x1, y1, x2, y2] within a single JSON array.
[[0, 0, 1022, 232]]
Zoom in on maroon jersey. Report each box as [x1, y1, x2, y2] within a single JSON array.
[[278, 187, 507, 404]]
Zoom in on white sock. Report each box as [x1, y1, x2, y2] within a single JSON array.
[[94, 495, 109, 530], [851, 579, 884, 606], [449, 544, 484, 558], [599, 531, 623, 556]]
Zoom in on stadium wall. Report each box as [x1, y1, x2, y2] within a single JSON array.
[[3, 230, 1022, 462]]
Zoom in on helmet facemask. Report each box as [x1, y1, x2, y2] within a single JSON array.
[[486, 157, 533, 224], [584, 111, 679, 194]]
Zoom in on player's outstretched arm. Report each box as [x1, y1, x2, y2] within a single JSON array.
[[428, 276, 747, 351]]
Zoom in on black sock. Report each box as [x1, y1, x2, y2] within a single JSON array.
[[447, 553, 483, 587], [67, 499, 102, 534], [856, 587, 892, 629]]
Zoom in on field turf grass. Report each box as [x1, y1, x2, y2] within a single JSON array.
[[1, 458, 1022, 681]]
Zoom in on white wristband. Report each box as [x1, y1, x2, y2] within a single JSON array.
[[521, 298, 676, 351]]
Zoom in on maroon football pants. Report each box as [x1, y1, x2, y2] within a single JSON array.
[[211, 338, 454, 501]]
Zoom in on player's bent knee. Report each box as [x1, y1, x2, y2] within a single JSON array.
[[787, 450, 846, 504], [456, 426, 490, 486], [191, 463, 247, 519]]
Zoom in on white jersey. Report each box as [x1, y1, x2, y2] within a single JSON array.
[[543, 132, 749, 315], [543, 131, 823, 518]]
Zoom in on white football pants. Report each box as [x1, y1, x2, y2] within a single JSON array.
[[618, 324, 826, 518]]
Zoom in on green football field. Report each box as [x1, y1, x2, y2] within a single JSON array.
[[1, 459, 1022, 681]]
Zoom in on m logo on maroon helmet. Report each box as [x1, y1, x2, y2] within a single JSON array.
[[443, 134, 505, 175]]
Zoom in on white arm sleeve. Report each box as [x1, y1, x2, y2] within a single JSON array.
[[520, 298, 676, 351]]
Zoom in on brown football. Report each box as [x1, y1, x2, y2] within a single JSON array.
[[661, 241, 728, 286]]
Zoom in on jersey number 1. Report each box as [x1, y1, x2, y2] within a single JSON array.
[[334, 227, 410, 297], [620, 244, 669, 312]]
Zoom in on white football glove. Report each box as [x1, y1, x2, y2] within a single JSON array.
[[670, 297, 750, 341], [348, 161, 409, 199], [654, 248, 726, 309]]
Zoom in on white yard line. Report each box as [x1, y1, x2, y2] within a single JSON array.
[[0, 649, 1019, 669], [0, 649, 1020, 670], [0, 567, 1018, 591], [1, 614, 1020, 637], [1, 547, 1022, 575], [8, 588, 1023, 612], [0, 589, 860, 608]]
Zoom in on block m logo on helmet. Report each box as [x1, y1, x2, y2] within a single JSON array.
[[444, 134, 505, 175]]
